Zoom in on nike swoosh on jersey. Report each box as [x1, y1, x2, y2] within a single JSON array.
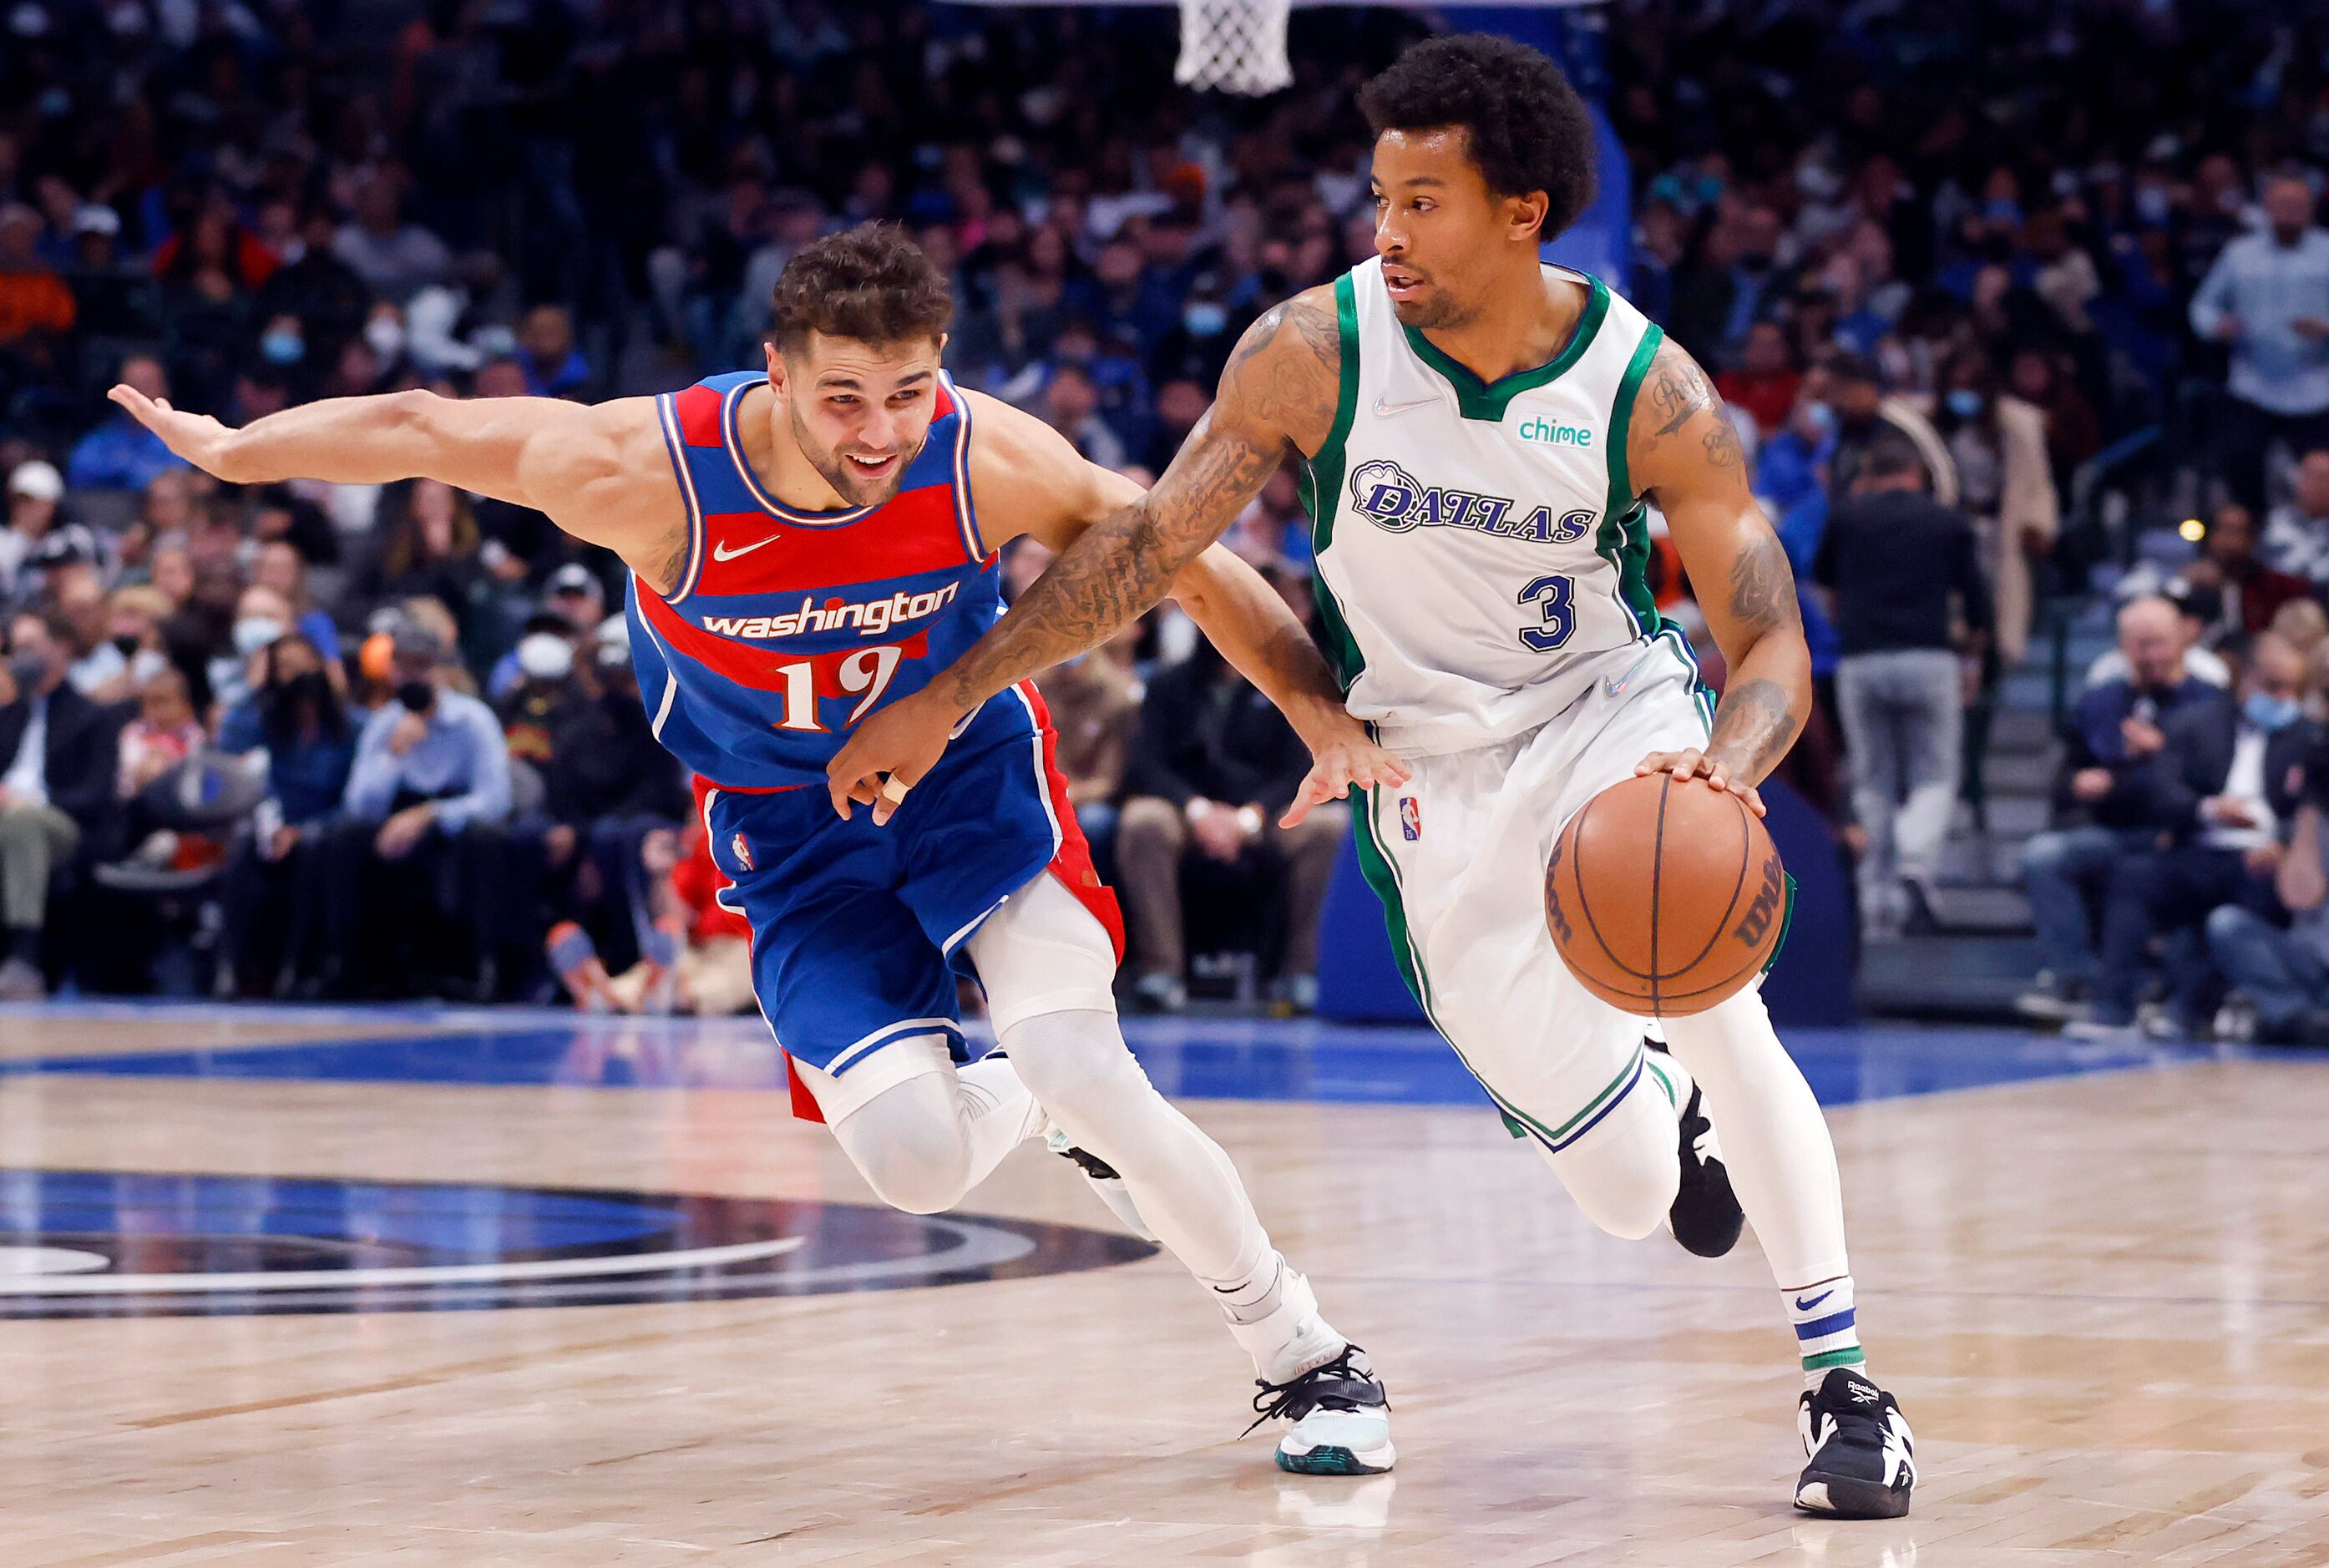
[[1373, 393, 1440, 417], [711, 534, 782, 562], [1794, 1290, 1835, 1313]]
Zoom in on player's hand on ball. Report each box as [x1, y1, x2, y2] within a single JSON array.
[[1634, 748, 1767, 818], [828, 689, 957, 825], [1281, 730, 1412, 827]]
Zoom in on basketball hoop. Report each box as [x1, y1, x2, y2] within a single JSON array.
[[1175, 0, 1293, 95]]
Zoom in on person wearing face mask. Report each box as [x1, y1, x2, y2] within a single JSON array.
[[531, 639, 691, 982], [320, 623, 514, 999], [2190, 174, 2329, 514], [2207, 728, 2329, 1044], [2068, 633, 2320, 1042], [215, 633, 357, 997], [210, 584, 296, 717]]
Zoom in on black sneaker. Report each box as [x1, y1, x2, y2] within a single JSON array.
[[1668, 1079, 1743, 1258], [1796, 1367, 1915, 1518]]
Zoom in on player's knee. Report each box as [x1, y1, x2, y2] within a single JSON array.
[[852, 1140, 971, 1215], [1541, 1100, 1678, 1240]]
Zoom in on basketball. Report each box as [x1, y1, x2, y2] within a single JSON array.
[[1543, 774, 1788, 1017]]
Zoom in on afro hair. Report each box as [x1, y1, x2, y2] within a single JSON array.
[[1357, 34, 1598, 240]]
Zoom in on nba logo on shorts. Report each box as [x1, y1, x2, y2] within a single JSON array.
[[1399, 797, 1421, 841], [731, 832, 754, 872]]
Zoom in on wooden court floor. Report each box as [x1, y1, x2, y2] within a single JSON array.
[[0, 1021, 2322, 1565]]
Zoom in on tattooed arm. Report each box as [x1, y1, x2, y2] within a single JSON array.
[[827, 287, 1358, 822], [1626, 336, 1811, 817]]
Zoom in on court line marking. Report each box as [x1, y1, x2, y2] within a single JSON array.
[[0, 1237, 804, 1294]]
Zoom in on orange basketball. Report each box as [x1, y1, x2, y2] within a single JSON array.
[[1543, 773, 1788, 1017]]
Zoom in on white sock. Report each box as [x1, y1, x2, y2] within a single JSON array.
[[1787, 1273, 1866, 1391]]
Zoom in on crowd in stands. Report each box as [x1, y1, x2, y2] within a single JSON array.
[[3, 0, 2329, 1026]]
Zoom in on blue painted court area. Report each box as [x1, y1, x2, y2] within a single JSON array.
[[0, 1002, 2210, 1110]]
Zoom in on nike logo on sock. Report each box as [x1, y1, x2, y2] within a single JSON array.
[[1794, 1290, 1835, 1313]]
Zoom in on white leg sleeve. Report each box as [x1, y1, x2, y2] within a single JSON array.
[[971, 874, 1311, 1372], [1658, 984, 1851, 1287], [828, 1046, 1041, 1216], [1535, 1071, 1681, 1240]]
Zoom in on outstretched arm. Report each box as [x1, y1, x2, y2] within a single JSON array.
[[106, 382, 687, 591], [1626, 337, 1812, 817], [828, 288, 1348, 821]]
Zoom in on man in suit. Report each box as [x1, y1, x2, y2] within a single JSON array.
[[0, 609, 132, 999], [2072, 631, 2320, 1039], [1113, 636, 1344, 1014]]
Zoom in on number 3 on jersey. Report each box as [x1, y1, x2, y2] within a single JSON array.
[[772, 644, 906, 733], [1518, 574, 1576, 652]]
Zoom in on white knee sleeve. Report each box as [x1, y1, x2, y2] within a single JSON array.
[[965, 873, 1121, 1032], [1538, 1078, 1679, 1240], [831, 1069, 975, 1214]]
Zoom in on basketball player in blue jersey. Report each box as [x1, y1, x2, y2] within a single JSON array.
[[834, 37, 1915, 1519], [108, 225, 1402, 1475]]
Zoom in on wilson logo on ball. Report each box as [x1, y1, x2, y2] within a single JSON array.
[[1734, 852, 1785, 948]]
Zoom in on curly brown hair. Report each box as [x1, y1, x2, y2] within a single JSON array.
[[770, 222, 952, 354]]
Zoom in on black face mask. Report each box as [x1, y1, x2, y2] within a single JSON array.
[[278, 670, 332, 707], [395, 679, 436, 715], [111, 634, 139, 658]]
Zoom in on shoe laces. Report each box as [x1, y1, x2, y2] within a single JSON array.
[[1243, 1343, 1386, 1435]]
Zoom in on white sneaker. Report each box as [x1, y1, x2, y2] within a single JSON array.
[[1042, 1125, 1157, 1242], [1249, 1342, 1396, 1476]]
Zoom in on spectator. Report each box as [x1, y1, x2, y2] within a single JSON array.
[[113, 666, 208, 867], [2208, 756, 2329, 1044], [216, 634, 357, 997], [1043, 363, 1129, 471], [0, 202, 73, 357], [1926, 348, 2058, 666], [2086, 588, 2235, 690], [2183, 502, 2312, 644], [66, 355, 191, 493], [534, 640, 690, 979], [1824, 354, 1957, 503], [1816, 439, 1992, 938], [2072, 633, 2319, 1039], [2190, 174, 2329, 513], [332, 173, 452, 305], [1033, 615, 1142, 867], [2261, 448, 2329, 584], [322, 625, 516, 999], [250, 540, 342, 663], [76, 585, 174, 706], [2018, 595, 2226, 1019], [1715, 321, 1801, 438], [515, 305, 590, 399], [0, 458, 61, 599], [1114, 638, 1344, 1013], [360, 478, 498, 670], [0, 609, 129, 1000]]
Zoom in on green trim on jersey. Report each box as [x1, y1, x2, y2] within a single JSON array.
[[1602, 323, 1719, 733], [1300, 274, 1367, 690], [1399, 273, 1611, 422], [1351, 784, 1650, 1153]]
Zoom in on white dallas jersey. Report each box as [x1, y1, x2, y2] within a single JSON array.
[[1300, 255, 1703, 755]]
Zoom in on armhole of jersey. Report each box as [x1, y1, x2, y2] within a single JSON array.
[[655, 392, 707, 604], [1303, 272, 1367, 690], [627, 575, 681, 741], [1605, 321, 1664, 513], [947, 376, 987, 563]]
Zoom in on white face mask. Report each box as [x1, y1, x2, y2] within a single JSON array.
[[515, 632, 574, 680], [364, 317, 406, 359], [232, 616, 286, 656]]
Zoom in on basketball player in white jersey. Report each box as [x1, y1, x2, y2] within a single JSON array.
[[833, 34, 1915, 1518]]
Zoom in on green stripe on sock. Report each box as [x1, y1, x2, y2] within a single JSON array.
[[1802, 1347, 1867, 1372]]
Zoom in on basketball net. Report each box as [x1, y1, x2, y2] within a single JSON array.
[[1176, 0, 1293, 95]]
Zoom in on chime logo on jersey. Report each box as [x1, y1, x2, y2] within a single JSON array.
[[1399, 796, 1422, 841], [731, 832, 754, 872], [1346, 459, 1596, 545]]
